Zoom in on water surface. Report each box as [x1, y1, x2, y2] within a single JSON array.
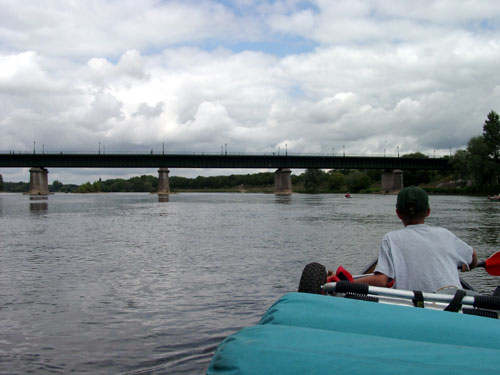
[[1, 193, 498, 374]]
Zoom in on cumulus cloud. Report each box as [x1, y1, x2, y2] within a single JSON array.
[[134, 102, 165, 118], [0, 0, 255, 58], [0, 51, 64, 94], [87, 50, 148, 85], [80, 92, 124, 130], [1, 0, 500, 183]]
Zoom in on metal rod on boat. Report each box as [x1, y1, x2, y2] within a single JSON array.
[[322, 282, 479, 306], [352, 273, 373, 279]]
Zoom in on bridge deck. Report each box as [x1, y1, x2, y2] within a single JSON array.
[[0, 153, 451, 170]]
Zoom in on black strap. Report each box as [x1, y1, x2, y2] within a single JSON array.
[[412, 291, 424, 308], [335, 281, 369, 295], [463, 308, 498, 319], [493, 286, 500, 297], [444, 290, 466, 312], [345, 294, 379, 303]]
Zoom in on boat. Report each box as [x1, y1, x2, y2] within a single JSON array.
[[487, 195, 500, 201], [207, 256, 500, 374]]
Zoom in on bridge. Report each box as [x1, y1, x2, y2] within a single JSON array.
[[0, 152, 451, 195]]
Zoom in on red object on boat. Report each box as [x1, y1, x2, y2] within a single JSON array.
[[326, 266, 354, 283], [482, 251, 500, 276]]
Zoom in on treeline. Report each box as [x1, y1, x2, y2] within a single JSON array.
[[299, 169, 377, 193], [297, 156, 451, 193], [1, 180, 79, 193], [77, 176, 157, 193], [0, 172, 277, 193], [170, 173, 274, 190], [450, 110, 500, 195], [77, 173, 276, 193]]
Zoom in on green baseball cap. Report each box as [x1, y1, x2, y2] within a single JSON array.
[[396, 186, 429, 214]]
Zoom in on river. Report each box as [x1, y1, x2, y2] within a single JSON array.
[[1, 192, 499, 374]]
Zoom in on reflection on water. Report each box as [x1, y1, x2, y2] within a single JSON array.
[[274, 195, 291, 204], [30, 201, 48, 212], [29, 195, 48, 212], [471, 201, 500, 246], [158, 194, 169, 202], [0, 193, 499, 375]]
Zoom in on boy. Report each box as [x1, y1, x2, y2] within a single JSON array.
[[355, 186, 477, 292]]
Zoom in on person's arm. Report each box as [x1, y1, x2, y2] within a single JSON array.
[[470, 249, 478, 269], [354, 272, 391, 287], [461, 249, 478, 271]]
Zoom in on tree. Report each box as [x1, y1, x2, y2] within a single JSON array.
[[94, 179, 102, 192], [291, 174, 303, 186], [0, 174, 3, 191], [110, 180, 126, 192], [450, 149, 469, 187], [482, 110, 500, 160], [130, 177, 145, 192], [327, 171, 345, 191], [50, 180, 64, 192], [345, 170, 372, 192], [366, 169, 383, 182], [401, 152, 432, 186], [303, 169, 327, 191], [467, 136, 498, 186], [78, 182, 95, 193]]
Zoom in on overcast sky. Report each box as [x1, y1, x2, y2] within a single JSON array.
[[1, 0, 500, 184]]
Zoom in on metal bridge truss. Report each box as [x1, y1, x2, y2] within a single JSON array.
[[0, 153, 451, 171]]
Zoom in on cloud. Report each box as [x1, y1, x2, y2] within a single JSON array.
[[134, 102, 165, 118], [87, 50, 148, 85], [269, 0, 500, 45], [79, 92, 124, 130], [0, 51, 64, 94], [0, 0, 256, 58]]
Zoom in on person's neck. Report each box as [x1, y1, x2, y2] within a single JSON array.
[[403, 219, 425, 227]]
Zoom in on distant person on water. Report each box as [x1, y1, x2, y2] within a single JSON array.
[[355, 186, 477, 293]]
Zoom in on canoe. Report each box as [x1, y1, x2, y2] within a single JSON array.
[[207, 263, 500, 375]]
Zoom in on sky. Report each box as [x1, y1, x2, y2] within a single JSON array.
[[1, 0, 500, 184]]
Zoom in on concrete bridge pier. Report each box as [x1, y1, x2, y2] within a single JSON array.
[[274, 168, 292, 195], [381, 169, 403, 193], [27, 167, 49, 195], [157, 167, 170, 195]]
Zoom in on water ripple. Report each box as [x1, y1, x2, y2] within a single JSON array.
[[1, 193, 498, 374]]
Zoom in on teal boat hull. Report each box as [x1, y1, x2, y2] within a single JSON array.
[[207, 292, 500, 374]]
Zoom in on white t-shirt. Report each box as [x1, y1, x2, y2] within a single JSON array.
[[374, 224, 473, 293]]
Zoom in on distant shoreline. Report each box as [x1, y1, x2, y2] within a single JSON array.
[[1, 187, 479, 196]]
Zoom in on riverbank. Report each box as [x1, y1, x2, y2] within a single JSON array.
[[1, 172, 496, 196]]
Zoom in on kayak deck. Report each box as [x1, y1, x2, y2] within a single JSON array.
[[207, 292, 500, 374]]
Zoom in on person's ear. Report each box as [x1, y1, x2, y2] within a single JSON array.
[[396, 209, 403, 220], [425, 208, 431, 217]]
